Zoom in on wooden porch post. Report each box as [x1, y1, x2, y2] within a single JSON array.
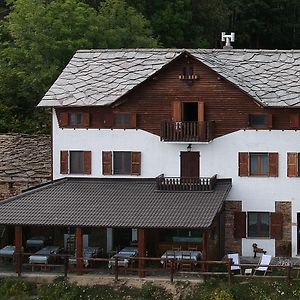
[[202, 230, 209, 271], [14, 225, 22, 276], [138, 228, 145, 278], [76, 227, 83, 275]]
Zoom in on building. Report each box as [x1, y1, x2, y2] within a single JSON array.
[[0, 49, 300, 275], [0, 133, 51, 200]]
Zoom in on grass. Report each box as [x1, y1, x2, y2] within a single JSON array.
[[2, 276, 300, 299]]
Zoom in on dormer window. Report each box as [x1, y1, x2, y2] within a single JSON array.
[[69, 112, 83, 126]]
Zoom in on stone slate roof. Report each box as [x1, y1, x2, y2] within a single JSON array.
[[0, 134, 51, 182], [39, 49, 300, 108], [0, 178, 231, 228]]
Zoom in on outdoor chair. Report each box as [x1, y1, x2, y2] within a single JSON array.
[[172, 246, 181, 251], [227, 253, 242, 274], [180, 252, 193, 272], [165, 251, 176, 269], [188, 246, 198, 251], [253, 254, 272, 275]]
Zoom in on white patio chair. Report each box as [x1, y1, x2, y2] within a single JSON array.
[[227, 253, 241, 274], [253, 254, 272, 275]]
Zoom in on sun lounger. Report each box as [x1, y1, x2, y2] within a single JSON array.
[[253, 254, 272, 275]]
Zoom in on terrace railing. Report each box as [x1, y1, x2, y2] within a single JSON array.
[[160, 121, 215, 142], [156, 174, 217, 191]]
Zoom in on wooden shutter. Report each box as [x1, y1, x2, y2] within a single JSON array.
[[130, 113, 137, 128], [83, 112, 90, 127], [290, 113, 299, 129], [60, 151, 69, 174], [267, 113, 273, 129], [268, 153, 278, 177], [103, 112, 113, 128], [172, 101, 181, 122], [131, 152, 141, 175], [83, 151, 91, 174], [60, 112, 69, 127], [287, 152, 298, 177], [102, 151, 112, 175], [239, 152, 249, 176], [270, 212, 283, 239], [198, 101, 205, 123], [234, 212, 246, 238]]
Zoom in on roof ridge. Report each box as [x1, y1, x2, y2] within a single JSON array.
[[76, 48, 300, 53]]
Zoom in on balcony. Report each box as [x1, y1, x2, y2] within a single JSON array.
[[160, 121, 215, 142], [156, 174, 217, 191]]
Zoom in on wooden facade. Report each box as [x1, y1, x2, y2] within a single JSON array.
[[56, 55, 300, 141]]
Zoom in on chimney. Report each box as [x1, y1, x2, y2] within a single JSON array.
[[221, 32, 235, 49]]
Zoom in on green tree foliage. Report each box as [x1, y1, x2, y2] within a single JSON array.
[[0, 0, 158, 133]]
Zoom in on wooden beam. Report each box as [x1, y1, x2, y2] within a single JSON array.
[[76, 227, 83, 275], [14, 225, 22, 276], [138, 228, 145, 278], [202, 230, 209, 271]]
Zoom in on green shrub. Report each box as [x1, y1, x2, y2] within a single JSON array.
[[0, 278, 35, 300]]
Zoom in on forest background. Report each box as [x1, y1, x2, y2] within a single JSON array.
[[0, 0, 299, 133]]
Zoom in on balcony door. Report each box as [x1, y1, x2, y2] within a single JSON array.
[[180, 151, 200, 177]]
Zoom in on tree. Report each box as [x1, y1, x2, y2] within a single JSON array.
[[99, 0, 158, 48], [0, 0, 158, 133]]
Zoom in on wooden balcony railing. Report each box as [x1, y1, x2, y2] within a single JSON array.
[[160, 121, 215, 142], [156, 174, 217, 191]]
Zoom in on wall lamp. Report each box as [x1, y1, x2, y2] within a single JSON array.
[[187, 144, 192, 152]]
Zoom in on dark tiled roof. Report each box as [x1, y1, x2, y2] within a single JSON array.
[[39, 49, 300, 108], [0, 134, 51, 182], [0, 178, 231, 229]]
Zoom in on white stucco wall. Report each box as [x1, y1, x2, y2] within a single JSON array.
[[53, 111, 300, 256]]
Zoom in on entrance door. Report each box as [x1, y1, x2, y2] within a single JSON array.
[[180, 151, 200, 177]]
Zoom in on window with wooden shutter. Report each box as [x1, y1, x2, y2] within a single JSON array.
[[172, 101, 181, 122], [60, 151, 69, 174], [287, 152, 298, 177], [83, 112, 90, 127], [234, 212, 246, 238], [113, 112, 136, 128], [60, 112, 69, 127], [289, 113, 299, 129], [131, 152, 141, 175], [102, 151, 112, 175], [239, 152, 249, 176], [270, 212, 283, 239], [268, 153, 278, 177], [83, 151, 92, 174]]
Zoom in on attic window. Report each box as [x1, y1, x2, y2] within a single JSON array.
[[69, 112, 83, 126], [179, 66, 198, 81]]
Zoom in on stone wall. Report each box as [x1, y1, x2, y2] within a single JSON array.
[[275, 201, 292, 256], [224, 200, 242, 254]]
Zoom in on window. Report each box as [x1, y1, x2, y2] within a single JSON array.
[[114, 113, 131, 127], [248, 212, 270, 238], [113, 152, 132, 174], [287, 152, 300, 177], [60, 150, 91, 175], [102, 151, 141, 175], [250, 153, 269, 176], [69, 112, 83, 126], [59, 111, 90, 128], [70, 151, 84, 174], [239, 152, 278, 177], [249, 114, 267, 127], [234, 211, 282, 239]]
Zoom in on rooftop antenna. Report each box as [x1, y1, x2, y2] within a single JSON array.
[[221, 32, 235, 49]]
